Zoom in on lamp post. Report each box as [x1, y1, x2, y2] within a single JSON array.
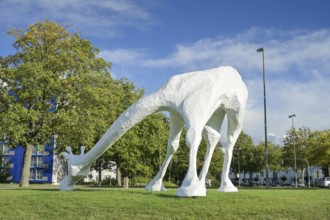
[[281, 157, 310, 188], [237, 148, 241, 188], [257, 47, 270, 188], [304, 158, 310, 188], [288, 114, 297, 188]]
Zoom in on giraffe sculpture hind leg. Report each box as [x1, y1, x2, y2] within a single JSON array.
[[199, 110, 225, 184], [219, 109, 245, 192]]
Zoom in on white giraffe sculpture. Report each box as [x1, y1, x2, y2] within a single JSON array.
[[60, 66, 248, 197]]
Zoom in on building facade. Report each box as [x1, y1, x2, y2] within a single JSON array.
[[230, 165, 325, 187], [0, 139, 65, 184]]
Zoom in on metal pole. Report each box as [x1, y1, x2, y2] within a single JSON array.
[[305, 158, 310, 188], [288, 114, 297, 188], [238, 148, 241, 188], [257, 47, 270, 188], [282, 157, 310, 188]]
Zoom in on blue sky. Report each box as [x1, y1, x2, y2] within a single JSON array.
[[1, 0, 330, 144]]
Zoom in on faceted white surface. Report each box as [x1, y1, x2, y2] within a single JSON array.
[[61, 66, 248, 197]]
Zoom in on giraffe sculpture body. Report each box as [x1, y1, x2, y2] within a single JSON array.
[[61, 66, 248, 197]]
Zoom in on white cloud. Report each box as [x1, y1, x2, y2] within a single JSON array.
[[245, 76, 330, 144], [0, 0, 155, 37], [147, 29, 330, 78], [99, 28, 330, 144]]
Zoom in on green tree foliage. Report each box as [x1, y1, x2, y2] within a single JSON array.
[[254, 142, 282, 173], [282, 127, 311, 169], [258, 141, 282, 172], [231, 131, 255, 174], [167, 129, 189, 185], [109, 113, 169, 185], [0, 21, 113, 187], [267, 143, 283, 172], [305, 129, 330, 175], [282, 126, 330, 175], [0, 21, 181, 187], [231, 131, 282, 179], [0, 151, 10, 183], [86, 77, 170, 186], [166, 129, 224, 187], [197, 139, 224, 187]]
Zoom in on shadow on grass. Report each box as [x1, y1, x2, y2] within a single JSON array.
[[109, 188, 206, 199], [0, 187, 59, 192]]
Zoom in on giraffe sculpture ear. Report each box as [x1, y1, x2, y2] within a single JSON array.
[[80, 146, 85, 155], [61, 146, 73, 159]]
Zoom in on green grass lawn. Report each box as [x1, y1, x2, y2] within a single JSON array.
[[0, 184, 329, 220]]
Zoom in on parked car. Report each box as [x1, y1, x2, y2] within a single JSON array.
[[316, 177, 330, 188], [244, 181, 256, 187], [290, 182, 306, 187], [271, 181, 281, 187]]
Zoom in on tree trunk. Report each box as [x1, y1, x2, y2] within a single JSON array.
[[98, 165, 102, 186], [19, 144, 33, 187], [116, 167, 122, 186]]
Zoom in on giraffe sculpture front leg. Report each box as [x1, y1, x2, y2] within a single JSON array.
[[145, 112, 184, 192]]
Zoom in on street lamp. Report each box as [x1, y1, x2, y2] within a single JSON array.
[[237, 148, 241, 188], [288, 114, 297, 188], [281, 157, 310, 188], [257, 47, 270, 188]]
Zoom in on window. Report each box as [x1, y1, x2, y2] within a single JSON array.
[[36, 170, 43, 180], [1, 157, 9, 166], [32, 147, 37, 155], [37, 148, 45, 155], [37, 156, 44, 167], [33, 146, 46, 155], [2, 157, 14, 168], [31, 156, 45, 167], [3, 146, 10, 155], [30, 169, 44, 180], [31, 157, 36, 167], [30, 169, 35, 180]]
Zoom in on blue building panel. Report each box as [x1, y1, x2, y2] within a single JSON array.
[[10, 147, 25, 183], [1, 140, 55, 184]]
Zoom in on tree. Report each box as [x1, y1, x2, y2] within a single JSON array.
[[167, 129, 187, 185], [234, 132, 280, 184], [306, 129, 330, 176], [254, 142, 282, 173], [0, 150, 10, 183], [267, 143, 282, 172], [282, 127, 311, 169], [0, 21, 113, 187], [252, 143, 265, 174], [231, 131, 255, 174], [91, 156, 116, 186], [168, 128, 224, 186], [197, 138, 224, 187], [109, 113, 169, 185], [88, 78, 169, 186]]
